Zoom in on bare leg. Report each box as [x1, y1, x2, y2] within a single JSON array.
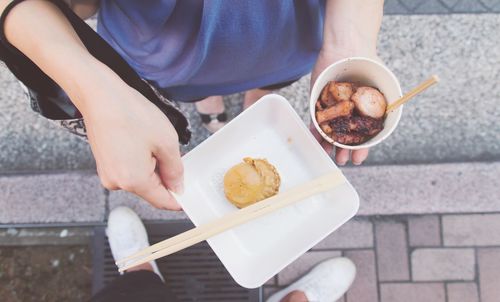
[[243, 88, 273, 109], [125, 262, 153, 273], [279, 290, 308, 302], [195, 95, 226, 133], [195, 95, 224, 113]]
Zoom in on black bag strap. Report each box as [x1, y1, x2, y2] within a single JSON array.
[[0, 0, 191, 144]]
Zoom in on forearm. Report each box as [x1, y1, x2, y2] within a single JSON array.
[[322, 0, 384, 56], [1, 0, 116, 114]]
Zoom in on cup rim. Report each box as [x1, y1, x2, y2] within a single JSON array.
[[310, 56, 403, 150]]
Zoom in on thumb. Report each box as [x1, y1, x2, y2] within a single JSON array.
[[310, 124, 321, 140], [135, 171, 182, 211], [310, 123, 334, 155], [155, 144, 185, 195]]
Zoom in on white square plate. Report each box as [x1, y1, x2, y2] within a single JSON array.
[[178, 94, 359, 288]]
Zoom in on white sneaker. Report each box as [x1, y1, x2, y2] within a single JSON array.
[[106, 206, 164, 281], [267, 257, 356, 302]]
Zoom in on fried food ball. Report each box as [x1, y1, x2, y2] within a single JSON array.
[[223, 158, 281, 208], [351, 87, 387, 119]]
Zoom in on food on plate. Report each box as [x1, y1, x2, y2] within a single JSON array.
[[315, 81, 388, 145], [223, 157, 281, 208]]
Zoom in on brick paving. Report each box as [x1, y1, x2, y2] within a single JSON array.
[[375, 221, 410, 282], [411, 248, 475, 281], [264, 214, 500, 302], [477, 248, 500, 302], [447, 283, 479, 302], [443, 214, 500, 246], [408, 215, 441, 247]]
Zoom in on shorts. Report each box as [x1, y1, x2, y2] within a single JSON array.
[[1, 0, 301, 142], [90, 270, 178, 302]]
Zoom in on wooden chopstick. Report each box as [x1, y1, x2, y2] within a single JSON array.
[[386, 75, 439, 114], [117, 170, 345, 272]]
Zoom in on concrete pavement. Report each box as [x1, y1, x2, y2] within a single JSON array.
[[1, 162, 499, 224], [0, 14, 499, 171]]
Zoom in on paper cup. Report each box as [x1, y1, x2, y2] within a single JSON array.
[[310, 57, 403, 150]]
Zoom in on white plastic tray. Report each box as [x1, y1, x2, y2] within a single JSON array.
[[178, 94, 359, 288]]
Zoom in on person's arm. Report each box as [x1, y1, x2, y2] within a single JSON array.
[[1, 0, 102, 107], [311, 0, 384, 165], [0, 0, 184, 210], [321, 0, 382, 62], [63, 0, 99, 19]]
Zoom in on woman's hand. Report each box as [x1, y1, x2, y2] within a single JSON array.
[[310, 49, 381, 166], [310, 0, 384, 166], [82, 77, 184, 211], [1, 0, 184, 210]]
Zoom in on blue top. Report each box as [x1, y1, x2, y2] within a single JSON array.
[[98, 0, 325, 102]]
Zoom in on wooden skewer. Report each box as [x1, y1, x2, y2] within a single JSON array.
[[117, 170, 345, 272], [386, 75, 439, 114]]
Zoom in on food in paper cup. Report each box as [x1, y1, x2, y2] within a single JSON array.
[[309, 57, 403, 150], [315, 81, 388, 145]]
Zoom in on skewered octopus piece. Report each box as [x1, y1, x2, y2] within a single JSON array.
[[329, 116, 384, 145], [316, 100, 354, 124]]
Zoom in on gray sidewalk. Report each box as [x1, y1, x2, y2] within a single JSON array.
[[1, 162, 499, 224], [1, 13, 500, 172]]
